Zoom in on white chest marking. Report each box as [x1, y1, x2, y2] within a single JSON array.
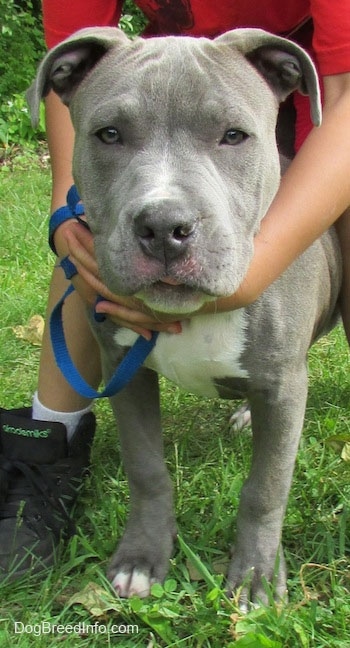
[[114, 310, 248, 397]]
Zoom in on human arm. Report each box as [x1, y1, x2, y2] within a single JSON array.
[[45, 91, 101, 307]]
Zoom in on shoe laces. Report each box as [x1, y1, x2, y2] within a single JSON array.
[[0, 455, 76, 538]]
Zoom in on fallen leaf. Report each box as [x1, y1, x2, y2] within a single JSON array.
[[186, 556, 229, 581], [67, 582, 122, 618], [341, 442, 350, 462], [13, 315, 44, 346]]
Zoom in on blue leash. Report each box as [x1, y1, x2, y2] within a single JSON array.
[[48, 185, 85, 254], [49, 187, 158, 399]]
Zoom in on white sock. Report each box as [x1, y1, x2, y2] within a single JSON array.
[[32, 391, 93, 441]]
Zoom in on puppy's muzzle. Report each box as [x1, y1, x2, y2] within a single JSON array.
[[134, 200, 198, 262]]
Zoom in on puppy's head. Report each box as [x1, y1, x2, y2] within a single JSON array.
[[28, 28, 320, 314]]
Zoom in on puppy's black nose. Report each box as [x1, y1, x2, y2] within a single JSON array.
[[134, 200, 197, 261]]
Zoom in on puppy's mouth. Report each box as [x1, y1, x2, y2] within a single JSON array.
[[136, 276, 213, 314], [158, 276, 184, 286]]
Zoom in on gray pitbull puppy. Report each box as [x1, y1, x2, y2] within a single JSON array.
[[28, 27, 341, 606]]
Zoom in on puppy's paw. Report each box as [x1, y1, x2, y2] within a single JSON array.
[[229, 402, 251, 433], [111, 568, 156, 598], [107, 525, 175, 598], [226, 547, 288, 610]]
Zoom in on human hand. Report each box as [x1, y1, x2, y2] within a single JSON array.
[[53, 219, 99, 306], [63, 222, 183, 339]]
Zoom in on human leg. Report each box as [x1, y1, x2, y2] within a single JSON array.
[[36, 263, 101, 421], [0, 92, 102, 581], [0, 263, 102, 580], [335, 207, 350, 346]]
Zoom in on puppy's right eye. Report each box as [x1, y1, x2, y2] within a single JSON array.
[[220, 129, 248, 146], [95, 127, 122, 145]]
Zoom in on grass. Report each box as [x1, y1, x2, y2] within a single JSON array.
[[0, 157, 349, 647]]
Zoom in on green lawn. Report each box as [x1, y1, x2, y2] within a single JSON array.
[[0, 160, 349, 647]]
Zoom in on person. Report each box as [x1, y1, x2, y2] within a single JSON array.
[[1, 1, 349, 581]]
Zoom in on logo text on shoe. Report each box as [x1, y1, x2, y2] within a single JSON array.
[[2, 424, 50, 439]]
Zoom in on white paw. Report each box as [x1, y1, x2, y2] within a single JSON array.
[[229, 402, 251, 433], [111, 569, 155, 598]]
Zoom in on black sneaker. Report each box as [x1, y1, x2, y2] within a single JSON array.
[[0, 407, 95, 582]]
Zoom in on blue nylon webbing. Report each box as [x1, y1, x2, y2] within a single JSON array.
[[50, 266, 158, 399], [50, 185, 158, 398]]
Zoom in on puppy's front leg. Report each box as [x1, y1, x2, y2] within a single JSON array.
[[227, 367, 309, 608], [107, 366, 176, 598]]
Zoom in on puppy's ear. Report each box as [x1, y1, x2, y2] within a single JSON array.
[[27, 27, 131, 126], [216, 28, 321, 127]]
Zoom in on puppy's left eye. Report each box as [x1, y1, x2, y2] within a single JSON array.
[[96, 127, 122, 145], [220, 129, 248, 145]]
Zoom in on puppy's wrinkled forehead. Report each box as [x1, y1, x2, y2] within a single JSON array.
[[70, 37, 272, 130]]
